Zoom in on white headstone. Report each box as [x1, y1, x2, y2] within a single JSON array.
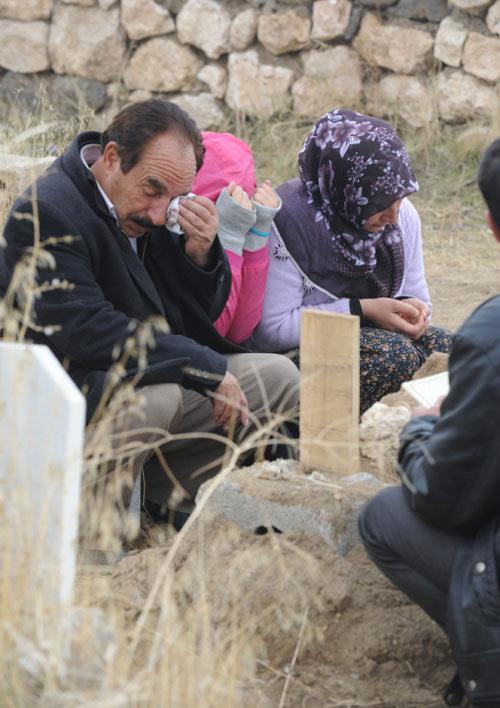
[[0, 342, 85, 614]]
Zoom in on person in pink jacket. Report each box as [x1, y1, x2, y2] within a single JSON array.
[[192, 131, 281, 344]]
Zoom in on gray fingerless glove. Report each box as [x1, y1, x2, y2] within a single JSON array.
[[215, 188, 257, 257], [244, 195, 282, 252]]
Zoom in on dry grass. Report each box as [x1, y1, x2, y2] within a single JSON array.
[[0, 100, 499, 707]]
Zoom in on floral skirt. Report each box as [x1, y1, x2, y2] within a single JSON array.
[[359, 325, 452, 414]]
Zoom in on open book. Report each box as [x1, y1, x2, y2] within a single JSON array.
[[402, 371, 450, 408]]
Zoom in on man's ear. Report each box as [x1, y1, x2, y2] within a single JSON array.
[[101, 141, 121, 172], [486, 211, 500, 243]]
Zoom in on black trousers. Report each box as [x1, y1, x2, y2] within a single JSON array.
[[358, 485, 467, 628]]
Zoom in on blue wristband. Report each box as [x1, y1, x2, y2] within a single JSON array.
[[248, 226, 270, 237]]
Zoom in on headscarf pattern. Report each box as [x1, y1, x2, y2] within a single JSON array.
[[297, 108, 418, 290]]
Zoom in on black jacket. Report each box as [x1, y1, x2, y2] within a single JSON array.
[[0, 131, 243, 422], [398, 295, 500, 705]]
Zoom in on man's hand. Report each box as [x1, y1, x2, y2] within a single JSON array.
[[360, 297, 428, 340], [178, 196, 219, 267], [411, 394, 446, 418], [211, 371, 249, 431]]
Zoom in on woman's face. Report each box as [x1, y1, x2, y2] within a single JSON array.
[[363, 198, 402, 233]]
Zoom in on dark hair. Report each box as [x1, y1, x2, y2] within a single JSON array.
[[101, 98, 205, 173], [478, 138, 500, 230]]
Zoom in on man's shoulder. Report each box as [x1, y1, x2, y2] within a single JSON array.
[[456, 294, 500, 357], [12, 131, 99, 212]]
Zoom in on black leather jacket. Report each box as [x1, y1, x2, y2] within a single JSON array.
[[398, 295, 500, 705]]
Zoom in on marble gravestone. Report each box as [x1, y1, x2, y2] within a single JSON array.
[[0, 342, 85, 615]]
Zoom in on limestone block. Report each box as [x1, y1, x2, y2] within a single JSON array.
[[176, 0, 231, 60], [197, 64, 228, 99], [360, 403, 411, 482], [0, 343, 85, 615], [487, 0, 500, 34], [161, 0, 185, 13], [311, 0, 352, 41], [0, 20, 49, 73], [257, 8, 311, 56], [230, 8, 258, 51], [127, 89, 153, 103], [292, 46, 362, 117], [436, 70, 499, 122], [171, 92, 225, 130], [124, 38, 203, 92], [365, 74, 435, 128], [0, 0, 53, 20], [455, 123, 499, 155], [463, 32, 500, 83], [449, 0, 493, 14], [225, 49, 294, 118], [434, 17, 467, 67], [98, 0, 116, 7], [121, 0, 174, 41], [50, 75, 109, 114], [197, 461, 382, 553], [353, 13, 433, 74], [357, 0, 397, 5], [61, 0, 95, 5], [49, 5, 126, 83], [390, 0, 447, 21]]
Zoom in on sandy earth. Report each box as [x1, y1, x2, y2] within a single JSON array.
[[112, 467, 454, 708]]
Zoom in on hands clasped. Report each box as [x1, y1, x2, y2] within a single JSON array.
[[360, 297, 430, 340]]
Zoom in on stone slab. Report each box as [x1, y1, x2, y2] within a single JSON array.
[[197, 459, 382, 556], [0, 343, 85, 611]]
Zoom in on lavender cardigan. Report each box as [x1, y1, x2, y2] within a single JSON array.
[[252, 197, 430, 352]]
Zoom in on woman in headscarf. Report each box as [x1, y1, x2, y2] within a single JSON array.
[[252, 109, 451, 413]]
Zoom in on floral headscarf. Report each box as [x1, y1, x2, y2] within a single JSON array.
[[296, 108, 418, 289]]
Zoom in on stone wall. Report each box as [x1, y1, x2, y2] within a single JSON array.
[[0, 0, 499, 129]]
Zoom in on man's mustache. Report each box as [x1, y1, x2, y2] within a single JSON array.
[[129, 214, 155, 229]]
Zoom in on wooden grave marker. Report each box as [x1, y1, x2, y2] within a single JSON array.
[[300, 310, 360, 474]]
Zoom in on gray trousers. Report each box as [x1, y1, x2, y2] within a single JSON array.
[[113, 352, 299, 511], [358, 485, 467, 628]]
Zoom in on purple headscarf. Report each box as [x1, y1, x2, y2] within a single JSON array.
[[277, 108, 418, 298]]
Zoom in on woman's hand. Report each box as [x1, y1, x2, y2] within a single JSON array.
[[226, 181, 253, 210], [399, 297, 430, 339], [360, 297, 428, 340], [253, 179, 280, 208]]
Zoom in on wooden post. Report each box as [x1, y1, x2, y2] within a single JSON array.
[[300, 310, 360, 475]]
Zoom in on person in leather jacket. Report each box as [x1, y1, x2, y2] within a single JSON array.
[[358, 138, 500, 707]]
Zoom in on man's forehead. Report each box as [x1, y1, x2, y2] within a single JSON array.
[[139, 133, 197, 181]]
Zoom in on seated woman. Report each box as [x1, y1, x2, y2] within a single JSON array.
[[252, 109, 452, 413], [192, 131, 281, 344]]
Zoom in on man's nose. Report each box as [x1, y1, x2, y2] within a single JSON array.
[[148, 197, 171, 226]]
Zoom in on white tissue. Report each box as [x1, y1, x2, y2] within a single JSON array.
[[166, 192, 196, 234]]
